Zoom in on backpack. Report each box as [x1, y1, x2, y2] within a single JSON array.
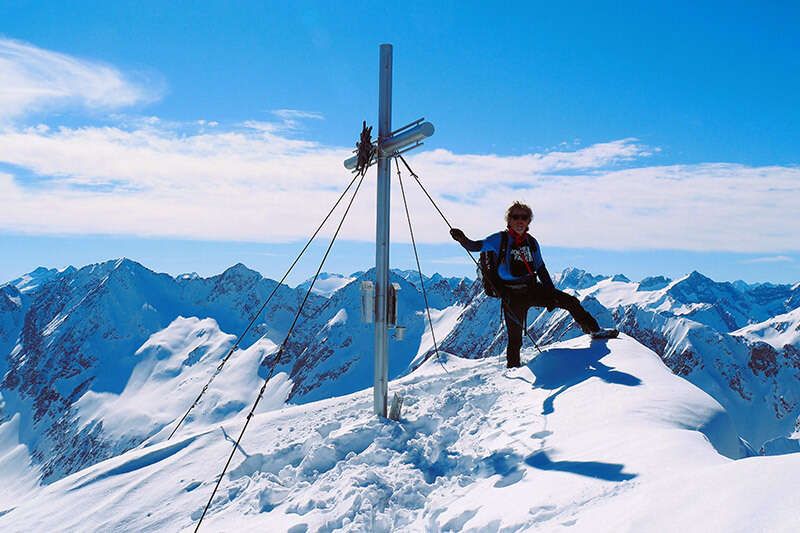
[[478, 231, 510, 297]]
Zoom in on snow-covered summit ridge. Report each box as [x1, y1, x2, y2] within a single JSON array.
[[3, 335, 798, 532], [72, 316, 287, 445]]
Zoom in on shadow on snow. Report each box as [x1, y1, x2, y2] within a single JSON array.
[[527, 341, 641, 415], [511, 340, 641, 482], [524, 450, 636, 481]]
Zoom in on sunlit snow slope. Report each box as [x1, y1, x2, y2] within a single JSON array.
[[1, 334, 797, 532]]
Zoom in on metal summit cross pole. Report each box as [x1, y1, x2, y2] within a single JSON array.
[[344, 44, 434, 417]]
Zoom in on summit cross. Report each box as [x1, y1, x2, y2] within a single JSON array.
[[343, 43, 435, 417]]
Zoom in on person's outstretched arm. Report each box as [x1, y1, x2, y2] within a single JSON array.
[[449, 228, 483, 252]]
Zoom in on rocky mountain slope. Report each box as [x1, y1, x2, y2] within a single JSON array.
[[0, 259, 321, 482]]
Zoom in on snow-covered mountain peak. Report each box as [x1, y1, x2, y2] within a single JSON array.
[[295, 272, 356, 297], [391, 268, 424, 283], [113, 257, 132, 269], [207, 263, 267, 298], [637, 275, 672, 291], [667, 271, 742, 305], [219, 262, 262, 279], [73, 316, 285, 445], [732, 306, 800, 349], [672, 270, 715, 289], [556, 267, 608, 290], [9, 266, 63, 294], [99, 257, 140, 271], [66, 258, 152, 287]]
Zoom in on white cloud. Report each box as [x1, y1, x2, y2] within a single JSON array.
[[243, 109, 324, 134], [0, 38, 158, 122], [1, 120, 798, 255], [740, 256, 795, 264], [273, 109, 324, 121]]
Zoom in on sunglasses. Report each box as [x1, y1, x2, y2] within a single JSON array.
[[509, 213, 530, 221]]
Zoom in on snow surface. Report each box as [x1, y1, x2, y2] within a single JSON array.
[[0, 413, 40, 510], [412, 304, 465, 367], [732, 306, 800, 349], [2, 335, 798, 532], [296, 273, 357, 298], [73, 316, 290, 443]]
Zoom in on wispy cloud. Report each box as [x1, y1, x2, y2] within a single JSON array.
[[242, 109, 323, 134], [0, 38, 159, 122], [273, 109, 324, 121], [740, 256, 795, 264]]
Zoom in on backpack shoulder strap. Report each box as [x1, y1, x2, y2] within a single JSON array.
[[498, 230, 509, 265], [526, 235, 540, 274], [527, 235, 538, 254]]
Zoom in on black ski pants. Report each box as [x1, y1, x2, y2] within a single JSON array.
[[501, 285, 599, 368]]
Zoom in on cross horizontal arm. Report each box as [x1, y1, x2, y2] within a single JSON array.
[[380, 121, 435, 156], [343, 121, 434, 169]]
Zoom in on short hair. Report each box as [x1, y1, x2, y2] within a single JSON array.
[[505, 201, 534, 224]]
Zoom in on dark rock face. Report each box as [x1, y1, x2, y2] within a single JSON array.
[[748, 343, 780, 378], [782, 344, 800, 370], [615, 307, 668, 356]]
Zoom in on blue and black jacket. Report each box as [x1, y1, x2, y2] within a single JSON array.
[[460, 230, 555, 291]]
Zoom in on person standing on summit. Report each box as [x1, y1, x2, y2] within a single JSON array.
[[450, 201, 616, 368]]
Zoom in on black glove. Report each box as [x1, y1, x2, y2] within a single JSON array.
[[449, 228, 467, 243]]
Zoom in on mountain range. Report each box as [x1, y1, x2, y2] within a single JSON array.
[[0, 258, 799, 524]]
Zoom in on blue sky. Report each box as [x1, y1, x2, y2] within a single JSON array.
[[1, 1, 799, 285]]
